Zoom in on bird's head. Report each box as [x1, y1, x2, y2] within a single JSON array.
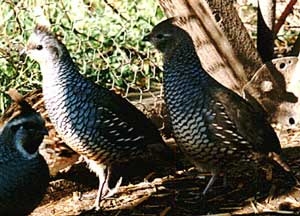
[[143, 17, 193, 55], [0, 89, 48, 158], [8, 113, 48, 156], [22, 25, 64, 65]]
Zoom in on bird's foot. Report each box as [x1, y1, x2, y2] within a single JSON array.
[[93, 176, 123, 211], [93, 200, 101, 211], [103, 176, 123, 199]]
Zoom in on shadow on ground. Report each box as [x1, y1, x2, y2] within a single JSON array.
[[30, 145, 300, 216]]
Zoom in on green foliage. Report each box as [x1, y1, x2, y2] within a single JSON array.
[[0, 0, 165, 113]]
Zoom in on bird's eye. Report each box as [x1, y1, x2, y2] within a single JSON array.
[[36, 45, 43, 50], [10, 125, 19, 132], [156, 34, 164, 39]]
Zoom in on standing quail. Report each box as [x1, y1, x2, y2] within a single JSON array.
[[23, 25, 174, 209], [144, 17, 291, 194], [0, 89, 49, 215]]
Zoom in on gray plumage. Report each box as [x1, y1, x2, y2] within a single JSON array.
[[0, 90, 49, 215], [24, 25, 173, 209], [145, 17, 290, 194]]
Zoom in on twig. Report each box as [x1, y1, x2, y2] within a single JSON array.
[[3, 0, 23, 35], [159, 206, 171, 216], [291, 33, 300, 56], [103, 0, 129, 22], [49, 19, 101, 44], [274, 0, 297, 34], [50, 1, 101, 43]]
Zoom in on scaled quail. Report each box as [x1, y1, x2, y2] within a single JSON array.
[[144, 17, 291, 194], [24, 25, 174, 209], [0, 89, 49, 215], [1, 88, 78, 176]]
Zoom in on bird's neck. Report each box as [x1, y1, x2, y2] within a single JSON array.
[[163, 45, 210, 96], [41, 54, 81, 82], [39, 52, 90, 145], [40, 53, 82, 89], [40, 54, 89, 108]]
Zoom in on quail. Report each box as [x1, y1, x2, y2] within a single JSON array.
[[1, 88, 67, 151], [1, 88, 78, 176], [23, 25, 174, 209], [144, 17, 291, 194], [0, 89, 49, 215]]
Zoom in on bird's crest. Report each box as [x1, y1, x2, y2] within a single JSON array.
[[7, 88, 24, 104], [0, 89, 36, 126], [34, 24, 52, 36], [32, 24, 63, 42], [152, 16, 197, 31], [31, 24, 64, 50], [6, 89, 34, 113]]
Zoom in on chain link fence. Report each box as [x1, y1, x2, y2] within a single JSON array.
[[0, 0, 166, 118], [1, 0, 299, 132]]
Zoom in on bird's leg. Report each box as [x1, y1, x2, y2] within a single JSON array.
[[202, 173, 217, 195], [94, 167, 123, 210], [222, 173, 227, 188], [253, 164, 260, 201], [102, 168, 122, 198], [94, 166, 107, 210]]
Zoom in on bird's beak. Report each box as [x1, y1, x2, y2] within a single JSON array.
[[19, 47, 27, 56], [40, 127, 48, 136], [142, 34, 150, 42]]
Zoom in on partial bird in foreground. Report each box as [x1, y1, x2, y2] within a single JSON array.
[[0, 89, 49, 215], [1, 88, 78, 176], [144, 17, 292, 195], [23, 24, 174, 209]]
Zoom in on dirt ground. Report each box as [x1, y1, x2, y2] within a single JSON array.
[[15, 0, 300, 215], [29, 127, 300, 216]]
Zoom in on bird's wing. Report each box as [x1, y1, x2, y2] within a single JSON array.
[[61, 76, 172, 162], [98, 87, 164, 145], [0, 146, 16, 164], [88, 85, 172, 161], [207, 84, 282, 154], [72, 78, 163, 146]]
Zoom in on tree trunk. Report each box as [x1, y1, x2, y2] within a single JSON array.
[[158, 0, 248, 93], [257, 0, 276, 62], [157, 0, 300, 128], [205, 0, 264, 79]]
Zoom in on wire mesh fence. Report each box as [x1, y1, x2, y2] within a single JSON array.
[[0, 0, 166, 117], [1, 0, 299, 131]]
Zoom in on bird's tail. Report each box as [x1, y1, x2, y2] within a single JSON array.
[[268, 152, 300, 186], [146, 139, 176, 163], [268, 152, 290, 172]]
